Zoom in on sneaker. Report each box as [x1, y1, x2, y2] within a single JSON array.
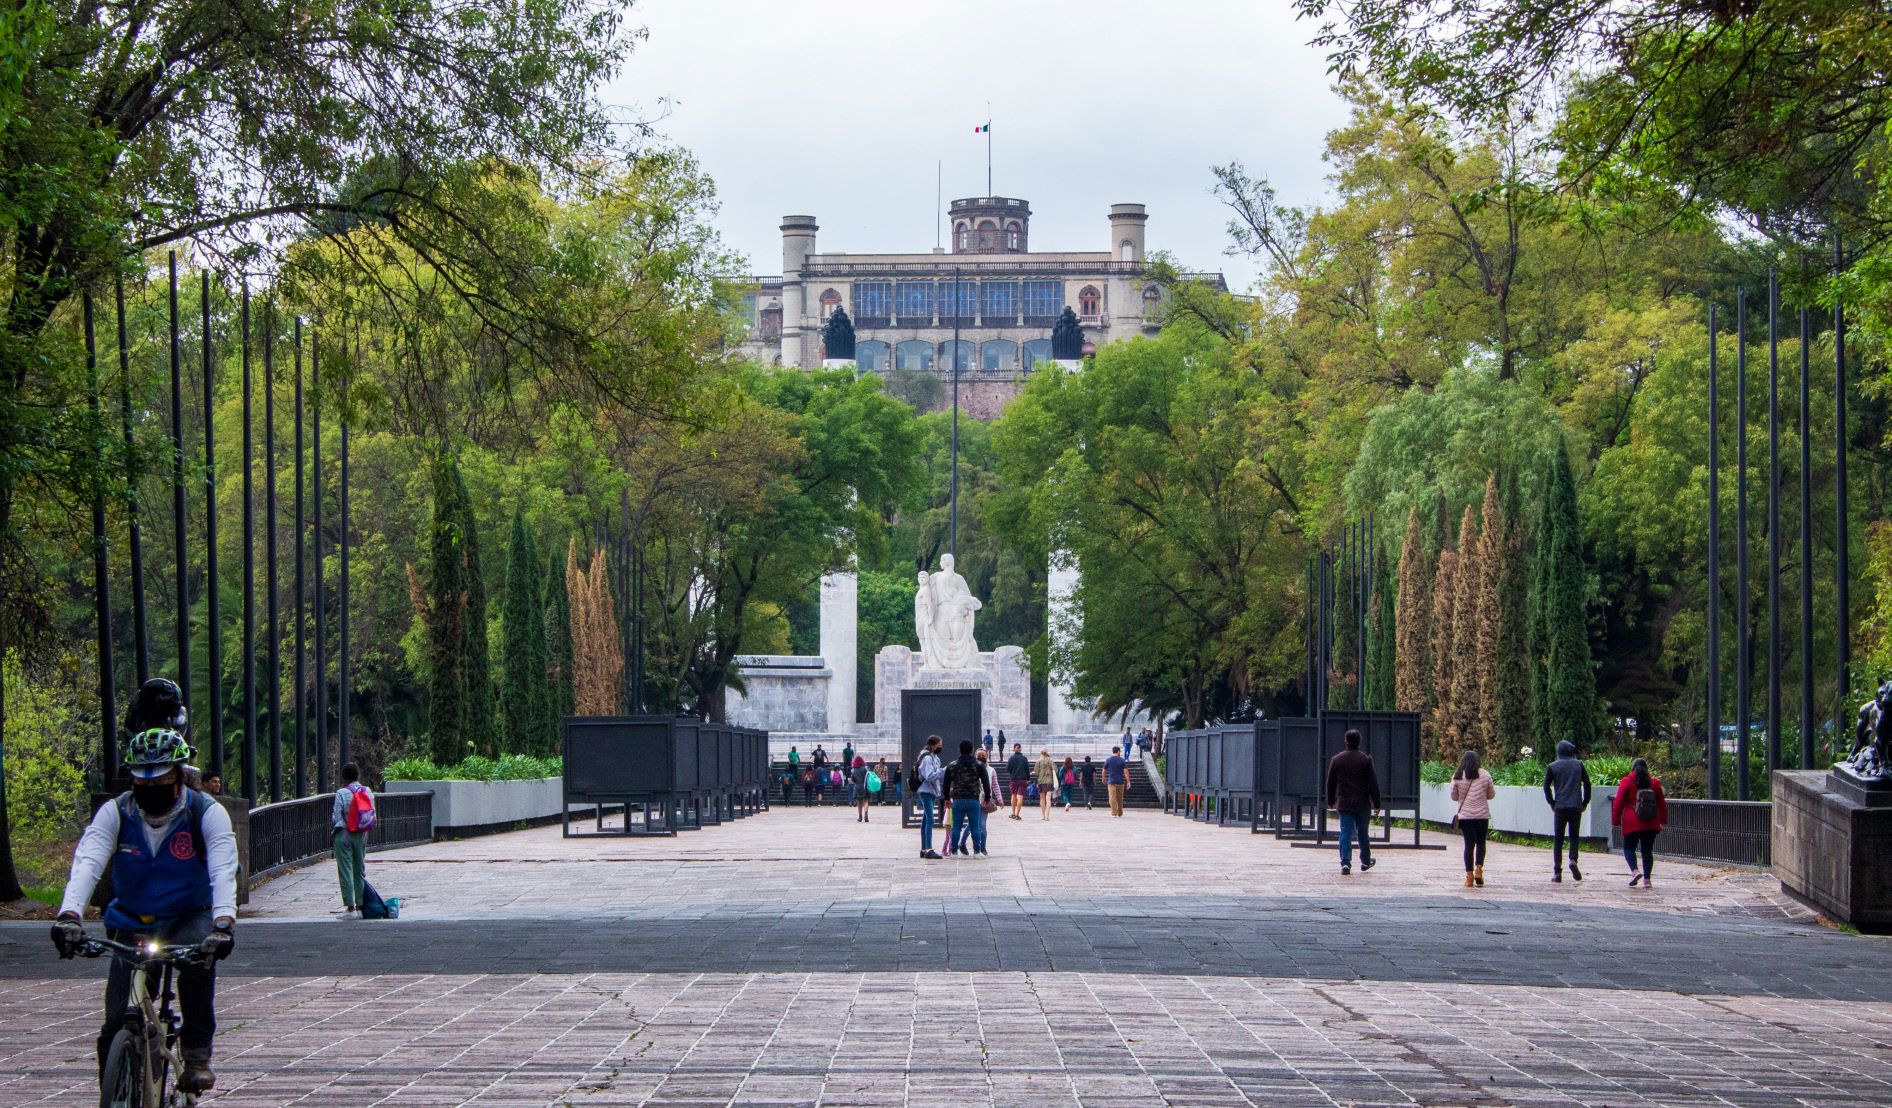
[[1361, 858, 1375, 872], [1570, 863, 1583, 882], [1642, 873, 1653, 888], [1629, 873, 1642, 887], [1553, 871, 1563, 883], [921, 850, 942, 860], [1341, 864, 1351, 875], [178, 1053, 215, 1093]]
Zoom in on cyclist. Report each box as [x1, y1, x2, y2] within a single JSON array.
[[51, 714, 238, 1094]]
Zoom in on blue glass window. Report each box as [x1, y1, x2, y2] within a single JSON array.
[[981, 281, 1017, 322], [894, 340, 933, 371], [894, 281, 933, 322], [852, 282, 892, 323], [939, 340, 974, 372], [938, 280, 977, 320], [980, 339, 1017, 372], [854, 340, 890, 372], [1021, 338, 1054, 369], [1021, 280, 1061, 322]]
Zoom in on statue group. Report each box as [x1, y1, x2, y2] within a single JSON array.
[[1845, 679, 1892, 783], [915, 554, 983, 670]]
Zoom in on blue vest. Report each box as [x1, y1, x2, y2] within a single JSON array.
[[104, 790, 213, 932]]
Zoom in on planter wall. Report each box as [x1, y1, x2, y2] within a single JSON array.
[[385, 776, 574, 830], [1420, 781, 1614, 838]]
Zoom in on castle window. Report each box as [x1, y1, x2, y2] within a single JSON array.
[[1005, 222, 1021, 250], [977, 219, 997, 250], [1079, 286, 1101, 318], [1120, 238, 1138, 263], [938, 279, 977, 321], [938, 339, 975, 372], [854, 340, 890, 372], [1021, 338, 1054, 369], [979, 339, 1017, 372], [980, 281, 1017, 322], [1021, 280, 1061, 322], [895, 281, 934, 322], [895, 340, 934, 371], [1142, 285, 1161, 318], [957, 223, 970, 250], [851, 282, 892, 324], [818, 288, 841, 320]]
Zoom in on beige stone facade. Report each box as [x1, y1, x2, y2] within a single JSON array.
[[737, 198, 1223, 413]]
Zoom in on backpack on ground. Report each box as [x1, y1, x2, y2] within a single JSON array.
[[345, 784, 377, 833], [1634, 786, 1659, 823], [359, 880, 399, 920]]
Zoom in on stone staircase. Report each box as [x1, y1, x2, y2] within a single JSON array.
[[770, 755, 1162, 809]]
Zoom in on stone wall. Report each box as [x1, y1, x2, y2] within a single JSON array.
[[1773, 769, 1892, 930], [723, 655, 833, 734]]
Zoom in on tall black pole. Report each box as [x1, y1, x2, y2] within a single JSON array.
[[116, 276, 149, 684], [338, 342, 350, 771], [1799, 306, 1814, 768], [202, 272, 224, 780], [1306, 556, 1316, 709], [241, 285, 257, 801], [1707, 304, 1721, 798], [1735, 288, 1751, 799], [1767, 270, 1781, 774], [292, 319, 306, 798], [169, 253, 189, 713], [312, 333, 327, 795], [85, 293, 117, 785], [264, 304, 281, 801], [1834, 233, 1851, 749], [1355, 518, 1366, 705], [949, 266, 961, 561]]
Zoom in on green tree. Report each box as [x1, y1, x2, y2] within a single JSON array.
[[1530, 439, 1595, 749], [500, 511, 549, 754], [544, 541, 576, 726]]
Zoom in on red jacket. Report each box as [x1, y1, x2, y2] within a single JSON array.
[[1611, 773, 1668, 835]]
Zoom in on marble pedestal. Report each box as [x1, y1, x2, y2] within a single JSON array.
[[1773, 769, 1892, 932], [874, 645, 1029, 737]]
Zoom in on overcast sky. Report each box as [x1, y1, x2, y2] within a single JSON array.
[[603, 1, 1352, 291]]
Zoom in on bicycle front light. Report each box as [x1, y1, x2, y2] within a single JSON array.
[[144, 941, 162, 957]]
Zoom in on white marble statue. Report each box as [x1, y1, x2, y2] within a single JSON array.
[[918, 553, 983, 670]]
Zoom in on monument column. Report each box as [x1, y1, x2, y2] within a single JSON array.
[[820, 569, 857, 733], [1047, 554, 1088, 735]]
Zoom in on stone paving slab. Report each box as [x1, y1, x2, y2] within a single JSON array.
[[4, 971, 1892, 1106], [244, 808, 1809, 924]]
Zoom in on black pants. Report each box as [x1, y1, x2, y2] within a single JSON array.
[[1623, 829, 1658, 876], [1459, 818, 1489, 871], [1552, 808, 1582, 869], [100, 911, 216, 1066]]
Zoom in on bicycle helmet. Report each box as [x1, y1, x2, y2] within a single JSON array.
[[124, 728, 195, 781], [125, 677, 189, 737]]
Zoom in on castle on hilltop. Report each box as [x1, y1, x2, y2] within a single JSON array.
[[737, 197, 1226, 417]]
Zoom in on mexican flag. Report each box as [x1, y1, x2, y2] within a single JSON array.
[[974, 122, 989, 133]]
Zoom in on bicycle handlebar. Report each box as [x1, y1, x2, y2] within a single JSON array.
[[74, 935, 211, 968]]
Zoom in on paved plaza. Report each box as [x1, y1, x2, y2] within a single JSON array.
[[4, 807, 1892, 1105]]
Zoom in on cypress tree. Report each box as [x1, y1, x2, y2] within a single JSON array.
[[452, 462, 494, 753], [544, 537, 576, 727], [500, 511, 550, 754], [1448, 504, 1480, 756], [1496, 514, 1533, 757], [1470, 477, 1506, 759], [1370, 558, 1397, 710], [425, 457, 471, 765], [1531, 442, 1594, 749], [1428, 540, 1459, 761], [1394, 508, 1431, 716]]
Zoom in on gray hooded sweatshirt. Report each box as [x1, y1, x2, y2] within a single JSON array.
[[1542, 741, 1592, 810]]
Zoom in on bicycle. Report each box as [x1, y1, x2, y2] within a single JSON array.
[[69, 934, 213, 1107]]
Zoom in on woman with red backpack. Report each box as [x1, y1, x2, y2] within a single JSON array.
[[332, 762, 376, 918], [1610, 757, 1668, 887]]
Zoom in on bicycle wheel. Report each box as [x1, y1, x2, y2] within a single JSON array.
[[98, 1027, 144, 1108]]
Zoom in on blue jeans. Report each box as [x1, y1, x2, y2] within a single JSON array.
[[919, 792, 937, 852], [970, 800, 988, 852], [1337, 809, 1373, 868], [951, 798, 979, 853]]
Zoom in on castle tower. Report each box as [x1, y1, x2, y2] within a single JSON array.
[[949, 197, 1031, 254], [1108, 203, 1147, 263], [780, 214, 818, 367]]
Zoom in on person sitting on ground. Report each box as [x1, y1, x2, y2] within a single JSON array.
[[1542, 740, 1592, 883], [1006, 743, 1031, 821], [52, 723, 237, 1094]]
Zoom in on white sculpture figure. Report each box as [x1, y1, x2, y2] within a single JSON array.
[[919, 553, 983, 669], [914, 570, 939, 661]]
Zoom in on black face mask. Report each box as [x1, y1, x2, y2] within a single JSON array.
[[132, 782, 180, 818]]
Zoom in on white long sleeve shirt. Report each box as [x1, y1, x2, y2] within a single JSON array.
[[60, 792, 239, 922]]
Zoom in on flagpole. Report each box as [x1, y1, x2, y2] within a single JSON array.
[[986, 116, 993, 196]]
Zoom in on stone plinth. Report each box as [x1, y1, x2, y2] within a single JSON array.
[[874, 644, 1029, 736], [724, 655, 832, 733], [1773, 769, 1892, 932]]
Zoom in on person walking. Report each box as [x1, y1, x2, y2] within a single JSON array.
[[812, 744, 827, 772], [1035, 750, 1057, 821], [1450, 750, 1497, 887], [1612, 757, 1668, 887], [944, 740, 995, 857], [1059, 756, 1076, 811], [916, 735, 945, 859], [1542, 740, 1593, 882], [875, 757, 893, 806], [1104, 746, 1129, 817], [982, 729, 994, 755], [1080, 755, 1097, 808], [1006, 744, 1031, 821], [850, 756, 872, 822], [812, 765, 826, 806], [1324, 729, 1381, 875]]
